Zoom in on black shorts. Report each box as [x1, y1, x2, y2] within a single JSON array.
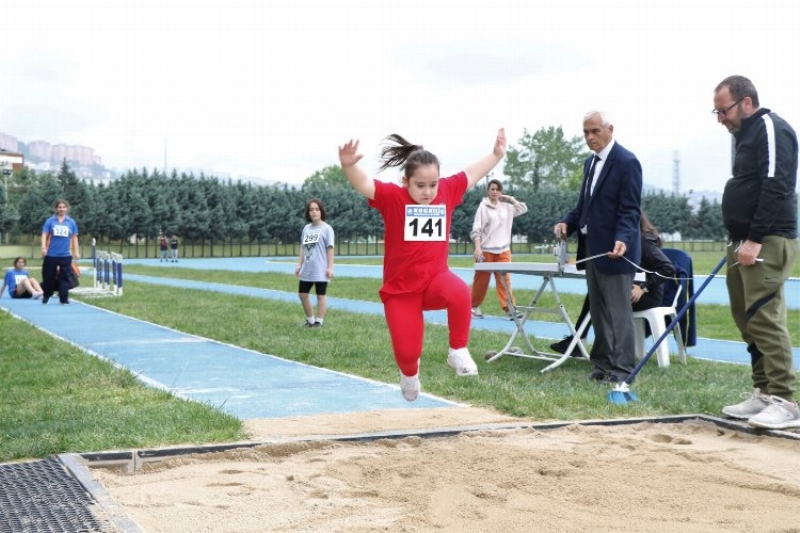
[[298, 281, 328, 295], [11, 291, 32, 299]]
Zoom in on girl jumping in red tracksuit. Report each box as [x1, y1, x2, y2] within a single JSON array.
[[338, 129, 507, 401]]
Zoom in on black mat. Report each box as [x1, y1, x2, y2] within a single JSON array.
[[0, 456, 107, 533]]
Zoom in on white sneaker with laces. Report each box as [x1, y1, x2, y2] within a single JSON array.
[[471, 307, 484, 319], [747, 396, 800, 429], [721, 388, 771, 419], [400, 373, 420, 402], [447, 348, 478, 376]]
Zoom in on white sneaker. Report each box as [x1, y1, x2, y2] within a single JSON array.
[[447, 348, 478, 376], [400, 373, 420, 402], [471, 307, 484, 319], [32, 291, 44, 300], [721, 388, 771, 419], [747, 396, 800, 429]]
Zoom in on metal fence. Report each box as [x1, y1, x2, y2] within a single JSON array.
[[1, 236, 729, 260], [88, 237, 731, 259]]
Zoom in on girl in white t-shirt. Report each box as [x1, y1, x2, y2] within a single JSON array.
[[296, 198, 335, 328]]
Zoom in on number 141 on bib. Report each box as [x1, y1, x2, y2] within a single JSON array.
[[404, 205, 446, 242]]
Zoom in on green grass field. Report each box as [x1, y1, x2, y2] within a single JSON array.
[[0, 254, 797, 462]]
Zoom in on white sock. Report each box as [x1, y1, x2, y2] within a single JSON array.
[[306, 317, 315, 324], [316, 318, 324, 324]]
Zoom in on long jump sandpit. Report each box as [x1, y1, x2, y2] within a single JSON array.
[[49, 406, 800, 533]]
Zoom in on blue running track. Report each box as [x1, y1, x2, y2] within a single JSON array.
[[123, 256, 800, 310], [3, 257, 798, 421], [0, 298, 459, 420]]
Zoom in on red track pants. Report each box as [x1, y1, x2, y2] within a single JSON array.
[[382, 269, 471, 377]]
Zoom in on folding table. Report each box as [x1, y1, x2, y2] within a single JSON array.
[[474, 262, 591, 372], [474, 260, 644, 373]]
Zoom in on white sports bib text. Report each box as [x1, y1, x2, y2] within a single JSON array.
[[404, 205, 446, 242], [52, 224, 70, 238], [303, 232, 321, 245]]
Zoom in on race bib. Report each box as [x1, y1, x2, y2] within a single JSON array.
[[404, 205, 446, 242], [52, 224, 70, 238], [303, 232, 321, 245]]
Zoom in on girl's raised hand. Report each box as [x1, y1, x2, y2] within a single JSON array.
[[338, 139, 364, 167], [493, 128, 507, 158]]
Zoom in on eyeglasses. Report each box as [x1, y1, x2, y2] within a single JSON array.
[[712, 98, 744, 117]]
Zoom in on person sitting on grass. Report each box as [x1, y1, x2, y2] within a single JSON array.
[[0, 257, 44, 300]]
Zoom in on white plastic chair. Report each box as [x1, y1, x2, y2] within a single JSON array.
[[632, 283, 686, 368]]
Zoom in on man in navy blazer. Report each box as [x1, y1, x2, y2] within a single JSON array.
[[554, 111, 642, 383]]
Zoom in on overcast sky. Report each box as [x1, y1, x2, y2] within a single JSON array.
[[3, 0, 800, 192]]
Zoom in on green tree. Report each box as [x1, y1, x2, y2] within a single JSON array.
[[246, 186, 270, 253], [74, 184, 99, 242], [1, 165, 26, 243], [504, 126, 587, 192], [229, 181, 253, 255], [303, 165, 348, 189], [11, 165, 38, 200], [56, 160, 83, 203], [176, 173, 210, 252], [17, 173, 62, 247], [0, 182, 13, 244], [642, 192, 692, 237], [160, 170, 183, 236], [198, 176, 229, 256], [451, 187, 485, 242], [683, 197, 725, 240], [117, 170, 153, 255], [94, 182, 127, 245], [514, 189, 580, 245], [145, 170, 172, 237], [264, 185, 302, 244]]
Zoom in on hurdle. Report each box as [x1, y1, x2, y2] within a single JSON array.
[[93, 250, 124, 296], [69, 239, 123, 298]]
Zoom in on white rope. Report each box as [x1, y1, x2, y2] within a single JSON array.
[[576, 251, 692, 282], [573, 252, 610, 265], [619, 255, 693, 281], [567, 241, 761, 281]]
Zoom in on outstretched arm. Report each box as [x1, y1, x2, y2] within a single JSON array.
[[338, 139, 375, 200], [464, 128, 507, 189]]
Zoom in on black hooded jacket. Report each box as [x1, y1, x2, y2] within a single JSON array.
[[721, 108, 798, 242]]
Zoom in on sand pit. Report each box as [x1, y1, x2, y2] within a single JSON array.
[[88, 407, 800, 533]]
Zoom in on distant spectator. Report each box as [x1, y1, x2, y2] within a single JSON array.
[[159, 232, 169, 262], [41, 199, 80, 305], [170, 234, 179, 262], [296, 199, 335, 327], [470, 179, 528, 320]]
